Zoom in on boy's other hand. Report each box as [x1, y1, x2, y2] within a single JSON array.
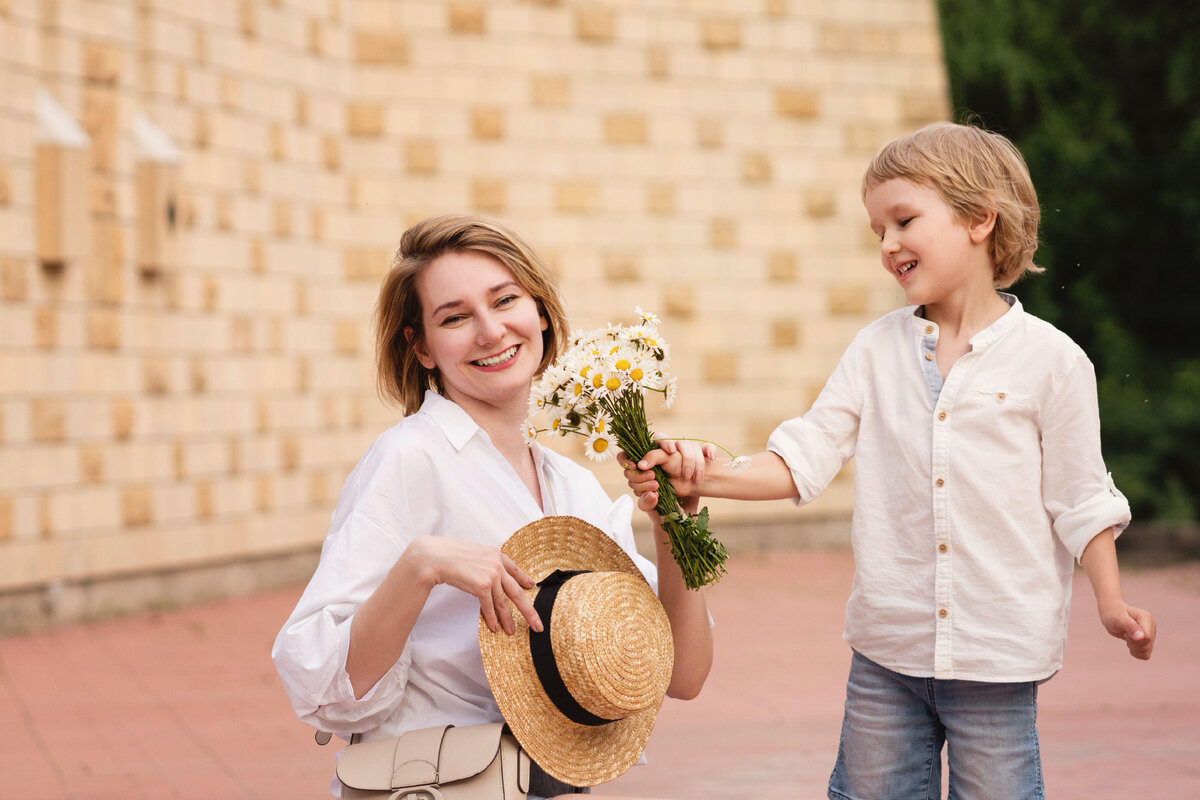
[[1100, 603, 1156, 660]]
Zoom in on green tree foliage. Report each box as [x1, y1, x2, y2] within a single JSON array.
[[937, 0, 1200, 521]]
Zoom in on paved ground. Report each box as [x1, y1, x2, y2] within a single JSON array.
[[1, 549, 1197, 799]]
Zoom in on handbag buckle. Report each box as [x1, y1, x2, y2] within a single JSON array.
[[389, 788, 444, 800]]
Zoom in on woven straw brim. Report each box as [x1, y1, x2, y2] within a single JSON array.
[[478, 516, 673, 787]]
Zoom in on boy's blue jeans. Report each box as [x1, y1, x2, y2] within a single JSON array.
[[828, 651, 1045, 800]]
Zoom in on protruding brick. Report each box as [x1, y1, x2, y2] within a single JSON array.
[[32, 398, 66, 442], [80, 444, 105, 484], [556, 181, 599, 214], [281, 436, 300, 471], [710, 218, 737, 249], [405, 140, 438, 174], [344, 248, 390, 281], [34, 308, 57, 348], [83, 87, 117, 171], [471, 179, 506, 212], [827, 285, 869, 316], [575, 8, 614, 42], [2, 258, 28, 301], [256, 475, 273, 511], [703, 351, 738, 384], [646, 47, 669, 79], [144, 356, 171, 394], [295, 91, 310, 125], [269, 124, 286, 160], [663, 284, 695, 318], [334, 320, 360, 354], [195, 481, 214, 519], [83, 41, 122, 85], [742, 152, 772, 183], [273, 201, 291, 237], [38, 494, 52, 538], [231, 317, 253, 353], [112, 397, 135, 439], [531, 75, 570, 107], [347, 103, 385, 137], [767, 251, 798, 282], [216, 194, 234, 231], [775, 88, 819, 119], [322, 134, 341, 170], [604, 113, 647, 145], [696, 117, 723, 148], [219, 74, 239, 110], [173, 440, 186, 479], [122, 486, 153, 527], [243, 160, 261, 195], [471, 108, 505, 140], [771, 319, 801, 349], [0, 163, 10, 205], [805, 187, 836, 218], [86, 309, 121, 349], [194, 109, 212, 148], [449, 2, 486, 33], [701, 18, 741, 50], [354, 31, 410, 65], [602, 253, 640, 283], [0, 496, 12, 541], [647, 184, 674, 216], [190, 357, 206, 393]]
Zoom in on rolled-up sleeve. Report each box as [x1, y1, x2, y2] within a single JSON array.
[[768, 338, 862, 505], [1040, 353, 1132, 560]]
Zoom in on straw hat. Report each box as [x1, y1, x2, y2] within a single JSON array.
[[478, 516, 674, 787]]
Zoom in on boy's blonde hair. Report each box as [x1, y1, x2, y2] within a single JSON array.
[[375, 214, 568, 414], [862, 122, 1043, 288]]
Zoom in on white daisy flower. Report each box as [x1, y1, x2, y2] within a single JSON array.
[[730, 455, 752, 472], [662, 376, 679, 408], [633, 307, 660, 326], [584, 429, 617, 462]]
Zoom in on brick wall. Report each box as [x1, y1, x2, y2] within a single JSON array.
[[0, 0, 948, 623]]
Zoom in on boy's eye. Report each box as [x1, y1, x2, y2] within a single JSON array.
[[899, 217, 913, 228]]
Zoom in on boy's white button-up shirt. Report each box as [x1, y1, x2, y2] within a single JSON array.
[[767, 296, 1130, 682], [272, 391, 655, 740]]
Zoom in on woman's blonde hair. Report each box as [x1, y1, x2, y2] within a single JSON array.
[[862, 122, 1043, 288], [375, 214, 568, 414]]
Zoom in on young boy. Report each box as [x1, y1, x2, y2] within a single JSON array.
[[626, 122, 1156, 800]]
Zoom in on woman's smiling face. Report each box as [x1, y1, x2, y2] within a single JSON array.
[[413, 250, 548, 416]]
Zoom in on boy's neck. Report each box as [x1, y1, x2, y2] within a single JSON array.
[[921, 288, 1011, 342]]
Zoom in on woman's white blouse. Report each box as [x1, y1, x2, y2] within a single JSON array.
[[767, 296, 1131, 682], [272, 391, 655, 739]]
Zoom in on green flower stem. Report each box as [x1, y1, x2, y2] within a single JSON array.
[[599, 392, 728, 590]]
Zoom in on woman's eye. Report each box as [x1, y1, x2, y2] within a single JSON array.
[[496, 294, 519, 307], [441, 314, 466, 326]]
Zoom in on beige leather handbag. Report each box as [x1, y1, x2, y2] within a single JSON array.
[[335, 723, 530, 800]]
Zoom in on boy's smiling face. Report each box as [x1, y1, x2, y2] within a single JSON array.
[[864, 178, 996, 312]]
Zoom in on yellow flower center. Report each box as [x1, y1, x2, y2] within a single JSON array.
[[606, 376, 621, 391], [615, 359, 631, 371], [644, 338, 657, 348], [551, 418, 561, 431], [573, 383, 584, 396], [630, 368, 643, 381], [592, 374, 604, 389], [593, 418, 605, 432], [591, 438, 609, 453]]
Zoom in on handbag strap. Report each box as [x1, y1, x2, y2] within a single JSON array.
[[389, 725, 451, 787]]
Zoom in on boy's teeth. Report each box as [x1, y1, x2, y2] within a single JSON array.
[[899, 261, 916, 274], [475, 345, 517, 366]]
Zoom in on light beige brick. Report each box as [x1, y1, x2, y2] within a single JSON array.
[[405, 140, 438, 174], [0, 163, 10, 205], [269, 124, 286, 160], [256, 475, 273, 511], [249, 239, 265, 274], [703, 351, 738, 384], [556, 181, 599, 214], [0, 496, 11, 541], [32, 399, 66, 442], [190, 357, 207, 393], [334, 319, 360, 353], [295, 91, 310, 125], [701, 17, 741, 50], [243, 160, 261, 195], [775, 88, 819, 119], [231, 317, 253, 353], [38, 494, 52, 538], [240, 1, 257, 37], [281, 435, 300, 471], [745, 417, 780, 450], [354, 31, 409, 65], [575, 8, 614, 42], [710, 218, 737, 249], [827, 285, 869, 316], [646, 47, 669, 79], [2, 258, 29, 301], [196, 480, 214, 519], [805, 187, 836, 218], [173, 440, 186, 480], [472, 179, 507, 212], [844, 121, 886, 154], [767, 251, 798, 282], [143, 356, 171, 394], [83, 41, 122, 85], [742, 152, 772, 183], [194, 109, 213, 149], [604, 113, 647, 145], [120, 485, 152, 527], [771, 318, 801, 349], [901, 91, 947, 125], [531, 75, 570, 107], [322, 134, 341, 169], [86, 309, 120, 349], [449, 2, 486, 34], [819, 23, 895, 56], [347, 103, 385, 137], [344, 247, 390, 281], [273, 202, 291, 237], [471, 108, 505, 140]]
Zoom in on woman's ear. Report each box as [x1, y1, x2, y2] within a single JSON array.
[[406, 327, 436, 370], [967, 209, 997, 244]]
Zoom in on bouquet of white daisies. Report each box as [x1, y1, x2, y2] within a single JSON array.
[[525, 309, 740, 589]]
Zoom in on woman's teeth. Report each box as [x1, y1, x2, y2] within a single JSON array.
[[474, 345, 517, 367]]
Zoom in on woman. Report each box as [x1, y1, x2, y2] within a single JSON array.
[[272, 214, 713, 798]]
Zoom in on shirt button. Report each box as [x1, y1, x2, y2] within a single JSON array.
[[935, 478, 945, 487], [938, 543, 948, 553], [938, 608, 949, 618], [924, 352, 934, 361], [997, 392, 1007, 401], [925, 325, 934, 334], [937, 411, 947, 421]]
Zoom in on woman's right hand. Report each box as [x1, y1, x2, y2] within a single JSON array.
[[407, 536, 543, 635]]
